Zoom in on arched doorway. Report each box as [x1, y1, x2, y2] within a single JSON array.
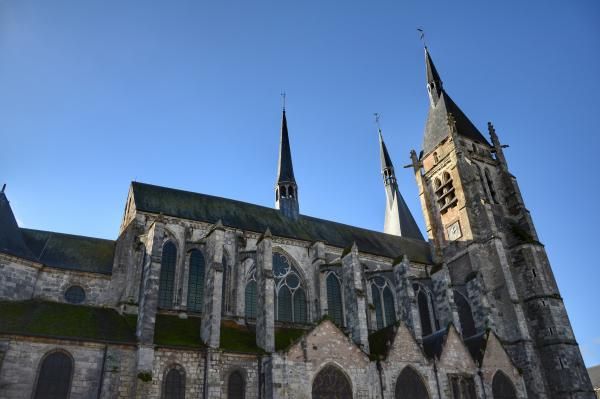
[[492, 371, 517, 399], [312, 364, 352, 399], [395, 366, 430, 399], [33, 351, 73, 399]]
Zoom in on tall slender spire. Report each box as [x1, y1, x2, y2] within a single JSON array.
[[275, 108, 299, 219], [377, 126, 424, 240], [0, 188, 35, 259], [425, 46, 443, 107]]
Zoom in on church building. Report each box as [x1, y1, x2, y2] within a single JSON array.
[[0, 47, 594, 399]]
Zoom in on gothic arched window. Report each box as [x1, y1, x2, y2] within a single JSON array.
[[273, 252, 307, 324], [158, 241, 177, 309], [326, 273, 343, 326], [395, 366, 430, 399], [312, 365, 352, 399], [162, 366, 185, 399], [492, 371, 517, 399], [370, 276, 396, 330], [228, 370, 245, 399], [413, 283, 438, 337], [33, 351, 73, 399], [222, 255, 229, 314], [245, 280, 257, 319], [454, 290, 476, 338], [187, 249, 205, 313]]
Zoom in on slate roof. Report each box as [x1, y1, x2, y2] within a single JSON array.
[[588, 365, 600, 388], [131, 182, 432, 263], [423, 90, 491, 155], [20, 228, 115, 275], [422, 327, 449, 359], [463, 331, 488, 366], [277, 110, 296, 183], [0, 192, 36, 260]]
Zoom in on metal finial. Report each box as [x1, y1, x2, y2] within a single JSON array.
[[417, 27, 427, 47], [374, 113, 382, 133], [281, 91, 286, 111]]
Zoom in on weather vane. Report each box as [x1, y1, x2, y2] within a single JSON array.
[[374, 112, 382, 133], [417, 27, 427, 47], [281, 91, 286, 110]]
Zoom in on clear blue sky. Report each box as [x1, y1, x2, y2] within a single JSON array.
[[1, 1, 599, 366]]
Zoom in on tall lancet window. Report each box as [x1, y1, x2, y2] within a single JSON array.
[[454, 290, 476, 338], [33, 351, 73, 399], [370, 276, 396, 329], [413, 283, 438, 337], [326, 273, 343, 326], [187, 249, 205, 313], [273, 252, 307, 323], [158, 241, 177, 309]]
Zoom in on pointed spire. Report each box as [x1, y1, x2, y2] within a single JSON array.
[[276, 109, 296, 184], [275, 106, 299, 219], [425, 47, 443, 107], [377, 128, 424, 240]]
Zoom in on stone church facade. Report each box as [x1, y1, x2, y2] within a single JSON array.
[[0, 48, 594, 399]]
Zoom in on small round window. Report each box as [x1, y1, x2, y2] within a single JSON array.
[[64, 286, 85, 304]]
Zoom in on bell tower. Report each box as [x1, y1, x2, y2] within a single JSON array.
[[411, 46, 594, 398]]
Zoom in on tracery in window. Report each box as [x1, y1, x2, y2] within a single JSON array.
[[273, 252, 307, 323], [228, 370, 245, 399], [245, 267, 257, 319], [395, 366, 430, 399], [370, 276, 396, 329], [454, 291, 476, 338], [492, 371, 517, 399], [413, 283, 438, 337], [326, 272, 343, 326], [163, 366, 185, 399], [158, 241, 177, 308], [187, 249, 205, 313], [449, 375, 477, 399], [434, 171, 457, 213], [312, 365, 352, 399], [33, 351, 73, 399]]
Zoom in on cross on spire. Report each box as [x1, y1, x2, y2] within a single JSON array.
[[281, 91, 286, 111]]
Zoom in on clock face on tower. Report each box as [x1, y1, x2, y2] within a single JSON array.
[[447, 221, 462, 241]]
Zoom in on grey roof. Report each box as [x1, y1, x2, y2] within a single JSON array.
[[20, 228, 115, 275], [422, 90, 490, 155], [378, 131, 424, 241], [425, 47, 443, 96], [589, 365, 600, 388], [378, 131, 394, 172], [277, 110, 296, 184], [131, 181, 432, 263], [0, 191, 36, 260]]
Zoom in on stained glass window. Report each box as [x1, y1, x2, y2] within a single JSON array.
[[395, 367, 430, 399], [163, 367, 185, 399], [370, 276, 396, 329], [492, 371, 517, 399], [326, 273, 343, 326], [187, 249, 205, 313], [245, 281, 257, 319], [273, 253, 307, 323], [222, 255, 228, 314], [228, 370, 245, 399], [158, 241, 177, 308], [414, 283, 437, 337], [64, 286, 85, 304], [454, 291, 476, 337], [311, 365, 352, 399], [33, 351, 73, 399]]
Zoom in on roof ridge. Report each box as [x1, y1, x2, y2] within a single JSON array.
[[20, 227, 116, 243]]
